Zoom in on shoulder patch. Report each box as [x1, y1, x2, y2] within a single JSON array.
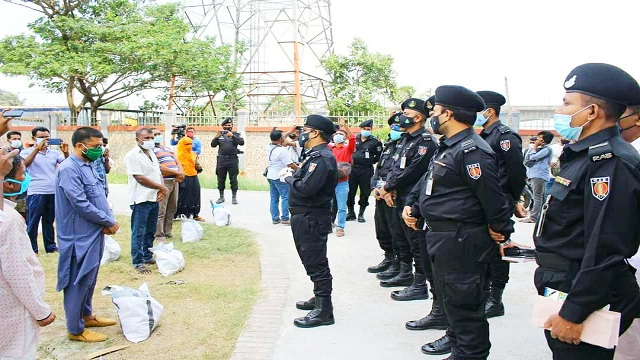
[[498, 125, 511, 134], [466, 163, 482, 179], [461, 139, 477, 153], [500, 139, 511, 151], [590, 177, 610, 200], [308, 163, 317, 172], [418, 145, 428, 156], [589, 142, 614, 162]]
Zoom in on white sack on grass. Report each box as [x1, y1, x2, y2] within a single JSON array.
[[100, 235, 121, 265], [101, 283, 164, 343], [211, 204, 231, 226], [150, 242, 185, 276], [180, 215, 204, 242]]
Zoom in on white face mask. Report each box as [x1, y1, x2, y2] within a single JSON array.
[[36, 138, 46, 146], [528, 144, 534, 149], [140, 140, 155, 150], [10, 140, 22, 149]]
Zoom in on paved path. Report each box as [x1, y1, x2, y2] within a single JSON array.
[[109, 184, 551, 359]]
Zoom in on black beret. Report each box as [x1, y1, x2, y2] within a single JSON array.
[[305, 114, 336, 135], [435, 85, 486, 113], [221, 117, 233, 125], [359, 119, 373, 128], [401, 98, 429, 117], [563, 63, 640, 106], [476, 91, 506, 108], [422, 95, 436, 113], [387, 111, 402, 126]]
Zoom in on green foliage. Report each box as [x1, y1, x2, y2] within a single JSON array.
[[0, 89, 23, 105], [102, 100, 128, 110], [390, 85, 417, 104], [139, 99, 162, 112]]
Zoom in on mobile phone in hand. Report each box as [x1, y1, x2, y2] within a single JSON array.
[[3, 110, 23, 118], [48, 138, 62, 145]]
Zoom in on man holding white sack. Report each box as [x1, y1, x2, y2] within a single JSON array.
[[56, 127, 119, 342], [533, 63, 640, 359]]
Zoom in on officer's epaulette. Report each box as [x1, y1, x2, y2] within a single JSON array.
[[461, 139, 477, 153], [498, 125, 511, 134], [422, 133, 433, 141], [589, 141, 614, 162]]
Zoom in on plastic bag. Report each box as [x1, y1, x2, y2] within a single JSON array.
[[150, 242, 185, 276], [100, 235, 121, 265], [101, 283, 164, 343], [210, 201, 231, 226], [180, 215, 203, 242]]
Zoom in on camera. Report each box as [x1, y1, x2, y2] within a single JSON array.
[[171, 124, 186, 140]]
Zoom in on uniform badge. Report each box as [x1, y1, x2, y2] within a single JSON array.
[[418, 145, 427, 156], [308, 163, 317, 173], [564, 75, 577, 89], [590, 177, 610, 201], [500, 140, 511, 151], [408, 100, 416, 108], [466, 163, 482, 180], [426, 100, 433, 110]]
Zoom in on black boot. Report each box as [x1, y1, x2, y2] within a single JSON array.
[[367, 252, 395, 273], [346, 206, 356, 221], [421, 334, 453, 355], [485, 286, 505, 318], [390, 273, 430, 301], [216, 190, 225, 204], [232, 191, 238, 205], [357, 206, 366, 223], [380, 262, 413, 287], [296, 296, 316, 310], [293, 296, 335, 328], [376, 259, 400, 280], [405, 289, 449, 330]]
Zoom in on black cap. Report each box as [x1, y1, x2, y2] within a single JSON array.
[[387, 111, 402, 126], [422, 95, 436, 113], [563, 63, 640, 106], [476, 91, 506, 108], [359, 119, 373, 128], [435, 85, 486, 113], [401, 98, 429, 117], [221, 117, 233, 125], [304, 114, 336, 135], [529, 136, 537, 142]]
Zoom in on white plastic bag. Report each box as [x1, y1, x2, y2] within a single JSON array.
[[101, 283, 164, 343], [150, 242, 185, 276], [180, 215, 203, 242], [210, 201, 231, 226], [100, 235, 121, 265]]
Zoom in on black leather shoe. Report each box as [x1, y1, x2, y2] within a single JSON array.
[[296, 296, 316, 310], [216, 196, 225, 204], [367, 253, 395, 273], [232, 197, 238, 205], [376, 260, 400, 280], [405, 302, 449, 330], [380, 263, 413, 287], [346, 206, 356, 221], [485, 287, 505, 318], [293, 297, 335, 328], [421, 334, 452, 355], [390, 283, 429, 301]]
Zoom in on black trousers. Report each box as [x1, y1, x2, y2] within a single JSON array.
[[393, 199, 425, 276], [534, 264, 640, 360], [427, 225, 495, 360], [347, 166, 374, 208], [373, 199, 395, 254], [216, 155, 239, 192], [485, 199, 514, 289], [291, 211, 334, 298]]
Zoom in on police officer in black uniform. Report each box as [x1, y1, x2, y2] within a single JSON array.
[[347, 119, 382, 222], [211, 117, 245, 204], [475, 90, 527, 318], [368, 113, 403, 275], [534, 63, 640, 360], [377, 98, 438, 302], [404, 85, 514, 359], [282, 114, 338, 328]]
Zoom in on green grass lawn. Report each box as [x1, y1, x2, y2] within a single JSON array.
[[108, 172, 270, 191], [36, 215, 260, 360]]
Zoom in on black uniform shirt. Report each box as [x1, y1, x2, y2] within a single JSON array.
[[371, 138, 398, 188], [285, 143, 338, 208], [534, 126, 640, 324], [211, 131, 245, 155], [383, 128, 437, 197], [352, 135, 382, 167], [480, 121, 526, 201], [408, 128, 514, 237]]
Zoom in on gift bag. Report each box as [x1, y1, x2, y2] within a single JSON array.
[[100, 235, 121, 265], [180, 215, 203, 242], [210, 201, 231, 226], [101, 283, 164, 343], [150, 242, 185, 276]]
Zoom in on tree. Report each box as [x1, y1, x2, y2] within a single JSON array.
[[0, 90, 23, 106], [0, 0, 241, 122], [102, 100, 128, 111], [321, 38, 398, 114]]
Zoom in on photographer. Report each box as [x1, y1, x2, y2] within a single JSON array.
[[211, 117, 244, 204]]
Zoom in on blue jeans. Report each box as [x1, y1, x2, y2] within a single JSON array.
[[26, 194, 57, 253], [130, 201, 159, 267], [268, 179, 290, 221], [545, 177, 554, 199], [335, 181, 349, 229]]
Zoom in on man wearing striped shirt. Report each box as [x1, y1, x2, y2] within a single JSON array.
[[152, 129, 184, 242]]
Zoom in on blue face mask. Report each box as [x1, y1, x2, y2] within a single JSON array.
[[4, 172, 31, 197], [361, 130, 372, 137], [333, 134, 345, 143], [154, 135, 163, 144], [474, 111, 489, 127], [389, 130, 403, 141], [553, 105, 593, 141]]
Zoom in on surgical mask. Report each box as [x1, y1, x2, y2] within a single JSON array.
[[361, 130, 372, 138], [389, 130, 403, 141], [140, 140, 155, 150], [154, 135, 163, 144], [35, 138, 46, 146], [10, 140, 21, 149], [4, 172, 31, 197], [474, 111, 489, 127], [298, 132, 311, 149], [81, 144, 103, 162], [553, 105, 593, 141], [333, 134, 345, 143], [528, 144, 534, 149]]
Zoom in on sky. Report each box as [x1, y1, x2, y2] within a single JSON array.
[[1, 0, 639, 108]]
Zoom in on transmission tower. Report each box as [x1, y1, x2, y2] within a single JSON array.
[[180, 0, 334, 120]]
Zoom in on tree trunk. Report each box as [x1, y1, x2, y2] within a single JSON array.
[[90, 103, 99, 126], [66, 79, 79, 125]]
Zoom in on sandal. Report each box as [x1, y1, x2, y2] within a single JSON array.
[[135, 265, 152, 275]]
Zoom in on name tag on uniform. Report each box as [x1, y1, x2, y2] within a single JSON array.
[[365, 150, 370, 159], [400, 156, 407, 169], [425, 174, 434, 195]]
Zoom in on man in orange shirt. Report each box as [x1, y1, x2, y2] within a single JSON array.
[[329, 117, 356, 237]]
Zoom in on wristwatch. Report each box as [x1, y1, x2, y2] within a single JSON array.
[[499, 238, 512, 248]]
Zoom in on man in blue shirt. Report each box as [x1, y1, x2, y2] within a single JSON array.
[[55, 127, 119, 342], [522, 130, 553, 223], [90, 137, 110, 197]]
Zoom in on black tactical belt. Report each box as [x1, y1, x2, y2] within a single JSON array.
[[289, 207, 331, 215], [424, 220, 483, 232], [217, 154, 238, 157], [352, 164, 373, 168], [535, 252, 573, 272]]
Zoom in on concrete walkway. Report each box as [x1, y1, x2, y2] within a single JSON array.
[[109, 184, 551, 360]]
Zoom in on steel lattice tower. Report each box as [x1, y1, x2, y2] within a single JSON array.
[[181, 0, 334, 118]]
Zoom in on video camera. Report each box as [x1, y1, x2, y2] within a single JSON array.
[[171, 124, 186, 140]]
